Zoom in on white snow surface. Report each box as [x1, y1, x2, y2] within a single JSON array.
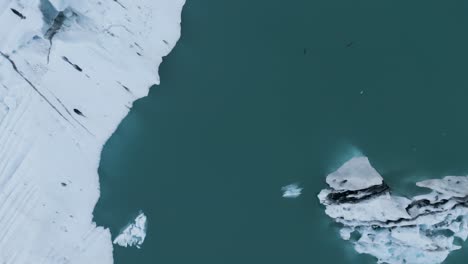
[[417, 176, 468, 198], [326, 157, 383, 191], [281, 183, 302, 198], [319, 157, 468, 264], [0, 0, 184, 263], [113, 212, 147, 249]]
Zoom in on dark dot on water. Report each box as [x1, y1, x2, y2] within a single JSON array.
[[61, 182, 67, 187]]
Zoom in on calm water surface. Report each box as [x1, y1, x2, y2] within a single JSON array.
[[94, 0, 468, 263]]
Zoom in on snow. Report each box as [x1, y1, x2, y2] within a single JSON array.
[[326, 157, 383, 191], [319, 157, 468, 264], [282, 183, 302, 198], [0, 0, 184, 263], [417, 176, 468, 198], [114, 212, 147, 249]]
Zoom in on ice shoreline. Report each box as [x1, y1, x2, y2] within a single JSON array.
[[0, 0, 185, 262]]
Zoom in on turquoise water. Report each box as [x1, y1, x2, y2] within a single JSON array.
[[94, 0, 468, 263]]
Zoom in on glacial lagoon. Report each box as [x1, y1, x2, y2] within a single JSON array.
[[94, 0, 468, 263]]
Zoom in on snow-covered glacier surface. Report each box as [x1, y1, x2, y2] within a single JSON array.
[[113, 212, 147, 249], [0, 0, 184, 263], [319, 157, 468, 264]]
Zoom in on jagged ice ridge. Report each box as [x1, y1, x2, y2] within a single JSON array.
[[113, 212, 147, 249]]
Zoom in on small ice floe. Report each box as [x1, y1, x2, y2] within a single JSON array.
[[281, 183, 302, 198], [113, 212, 147, 249], [3, 96, 16, 110]]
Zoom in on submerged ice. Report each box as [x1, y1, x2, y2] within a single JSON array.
[[318, 157, 468, 264], [114, 212, 147, 249]]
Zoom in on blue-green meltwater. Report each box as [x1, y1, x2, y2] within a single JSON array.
[[94, 0, 468, 263]]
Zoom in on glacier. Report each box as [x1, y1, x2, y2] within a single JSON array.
[[0, 0, 184, 263], [319, 157, 468, 264]]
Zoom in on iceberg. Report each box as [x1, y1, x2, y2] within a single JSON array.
[[282, 183, 302, 198], [114, 212, 147, 249], [0, 0, 184, 263], [319, 157, 468, 264]]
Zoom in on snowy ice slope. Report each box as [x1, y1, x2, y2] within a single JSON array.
[[0, 0, 184, 263]]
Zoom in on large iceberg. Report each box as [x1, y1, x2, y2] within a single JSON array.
[[0, 0, 184, 263], [319, 157, 468, 264]]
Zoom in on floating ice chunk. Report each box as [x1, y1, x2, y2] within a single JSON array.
[[319, 156, 468, 264], [113, 212, 148, 249], [416, 176, 468, 198], [326, 157, 383, 191], [339, 227, 354, 240], [282, 183, 302, 198]]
